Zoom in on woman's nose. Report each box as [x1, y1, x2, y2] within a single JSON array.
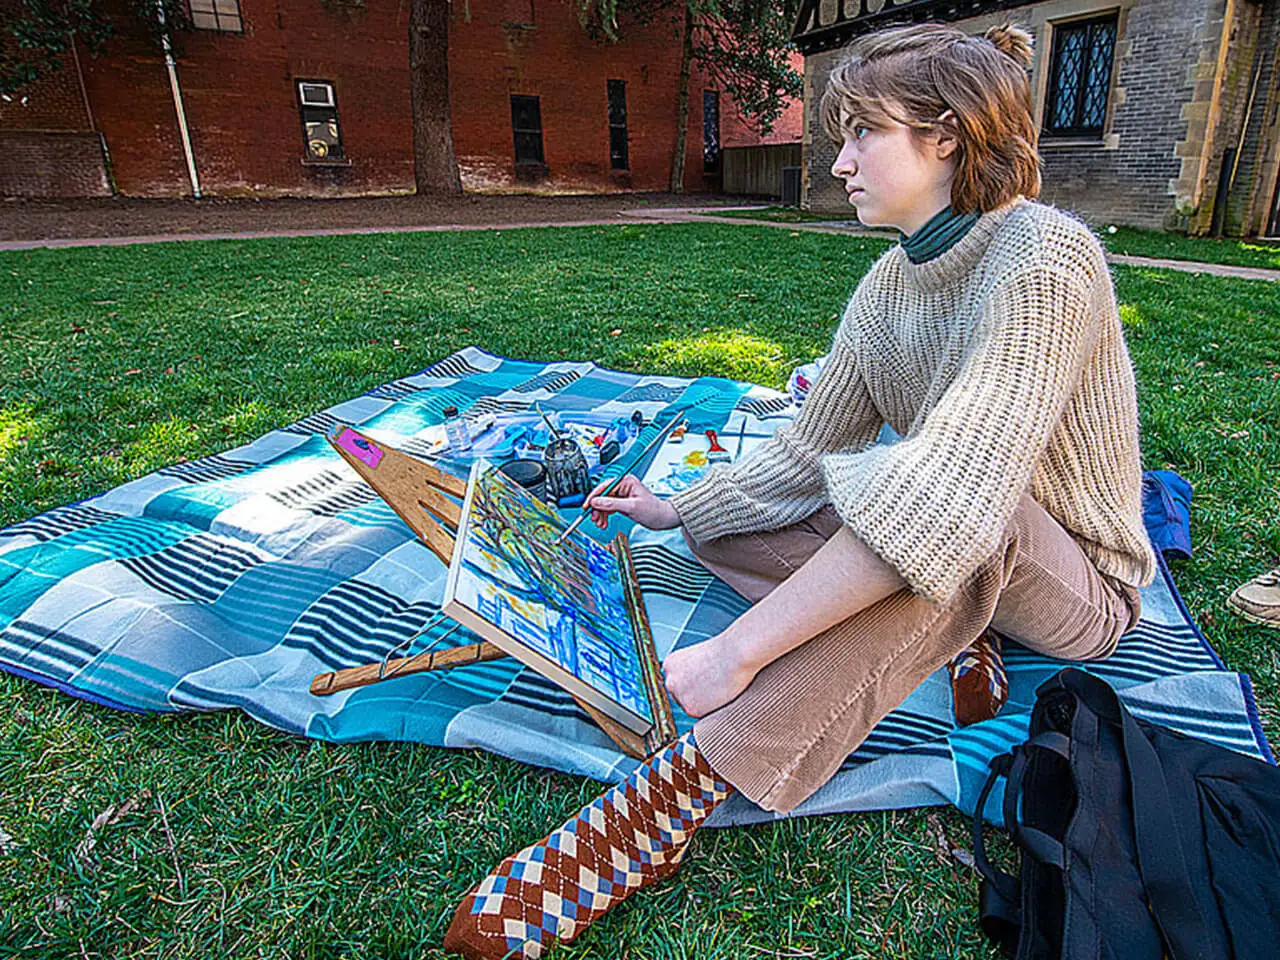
[[831, 139, 856, 178]]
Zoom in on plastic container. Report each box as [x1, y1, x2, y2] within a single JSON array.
[[497, 458, 547, 500], [442, 406, 472, 454]]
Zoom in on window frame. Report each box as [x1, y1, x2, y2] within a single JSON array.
[[296, 79, 346, 164], [1042, 11, 1120, 140], [510, 94, 546, 167], [189, 0, 243, 33], [607, 79, 629, 171]]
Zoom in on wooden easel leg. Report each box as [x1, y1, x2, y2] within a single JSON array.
[[310, 641, 508, 696]]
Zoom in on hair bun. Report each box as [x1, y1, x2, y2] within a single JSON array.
[[984, 23, 1034, 69]]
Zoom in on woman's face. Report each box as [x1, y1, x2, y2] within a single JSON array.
[[829, 111, 958, 235]]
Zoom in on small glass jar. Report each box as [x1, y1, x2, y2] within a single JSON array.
[[442, 405, 472, 454]]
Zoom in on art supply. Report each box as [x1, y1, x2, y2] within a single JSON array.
[[468, 413, 497, 443], [705, 429, 730, 464], [556, 408, 690, 545], [544, 437, 590, 508], [317, 428, 677, 759], [326, 424, 467, 566], [445, 463, 671, 737], [497, 458, 547, 500], [535, 401, 562, 439], [442, 406, 472, 454], [669, 421, 688, 443], [734, 417, 747, 460]]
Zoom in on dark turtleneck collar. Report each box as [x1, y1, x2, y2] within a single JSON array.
[[900, 205, 982, 264]]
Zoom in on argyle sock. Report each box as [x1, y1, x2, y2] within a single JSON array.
[[443, 730, 732, 959], [949, 629, 1009, 726]]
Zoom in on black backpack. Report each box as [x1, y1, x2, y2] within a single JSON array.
[[972, 667, 1280, 960]]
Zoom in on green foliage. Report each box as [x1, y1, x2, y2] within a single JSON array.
[[578, 0, 803, 134], [1, 0, 191, 95]]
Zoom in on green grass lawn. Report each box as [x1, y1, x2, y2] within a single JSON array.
[[703, 206, 864, 224], [714, 208, 1280, 270], [2, 223, 1278, 959], [1099, 225, 1280, 270]]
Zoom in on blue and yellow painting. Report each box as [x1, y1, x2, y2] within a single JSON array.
[[445, 463, 653, 727]]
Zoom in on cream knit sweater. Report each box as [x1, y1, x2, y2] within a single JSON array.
[[671, 198, 1157, 604]]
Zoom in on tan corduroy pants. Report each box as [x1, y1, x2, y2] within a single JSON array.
[[684, 497, 1141, 814]]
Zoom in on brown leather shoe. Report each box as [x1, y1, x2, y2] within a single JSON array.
[[1227, 566, 1280, 629]]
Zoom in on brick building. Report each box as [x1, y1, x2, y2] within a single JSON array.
[[0, 0, 800, 199], [793, 0, 1280, 236]]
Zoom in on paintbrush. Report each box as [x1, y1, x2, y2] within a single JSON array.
[[555, 408, 690, 545], [535, 401, 562, 439]]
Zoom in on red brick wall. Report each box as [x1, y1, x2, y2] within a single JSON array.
[[0, 131, 111, 196], [718, 51, 804, 150], [0, 49, 92, 132], [449, 0, 709, 193], [74, 0, 414, 197], [1, 0, 800, 197]]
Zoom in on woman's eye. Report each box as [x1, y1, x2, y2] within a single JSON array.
[[854, 125, 870, 140]]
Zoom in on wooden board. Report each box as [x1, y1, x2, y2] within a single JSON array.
[[327, 424, 465, 564]]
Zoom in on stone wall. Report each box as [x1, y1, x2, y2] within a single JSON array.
[[801, 0, 1254, 231]]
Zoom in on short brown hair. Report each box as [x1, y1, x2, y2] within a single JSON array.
[[820, 23, 1041, 213]]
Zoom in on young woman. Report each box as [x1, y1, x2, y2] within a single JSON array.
[[445, 22, 1155, 959]]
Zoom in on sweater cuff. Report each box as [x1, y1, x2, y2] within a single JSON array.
[[670, 469, 736, 544]]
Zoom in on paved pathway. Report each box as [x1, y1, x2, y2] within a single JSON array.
[[3, 205, 1277, 282]]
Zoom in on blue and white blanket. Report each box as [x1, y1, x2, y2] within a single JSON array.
[[0, 348, 1270, 826]]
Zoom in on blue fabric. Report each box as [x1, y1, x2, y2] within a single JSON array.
[[0, 347, 1268, 827], [1143, 469, 1194, 561]]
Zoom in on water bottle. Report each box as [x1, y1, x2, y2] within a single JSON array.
[[442, 406, 472, 454]]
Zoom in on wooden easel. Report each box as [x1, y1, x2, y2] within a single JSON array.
[[309, 424, 676, 759]]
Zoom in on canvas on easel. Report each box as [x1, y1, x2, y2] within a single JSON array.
[[314, 425, 676, 758], [443, 460, 671, 740]]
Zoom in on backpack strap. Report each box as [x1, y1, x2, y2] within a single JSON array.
[[973, 754, 1021, 956], [1001, 732, 1069, 869], [1058, 669, 1216, 960]]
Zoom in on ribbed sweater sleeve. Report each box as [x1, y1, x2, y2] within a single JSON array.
[[672, 320, 883, 544], [822, 258, 1104, 603]]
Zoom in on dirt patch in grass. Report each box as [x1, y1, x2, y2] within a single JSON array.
[[0, 191, 743, 243]]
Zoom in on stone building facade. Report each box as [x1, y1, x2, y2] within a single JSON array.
[[794, 0, 1280, 235], [0, 0, 799, 199]]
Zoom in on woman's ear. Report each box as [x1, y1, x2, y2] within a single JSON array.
[[933, 110, 961, 161]]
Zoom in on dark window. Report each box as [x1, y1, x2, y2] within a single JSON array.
[[189, 0, 242, 32], [1044, 13, 1118, 138], [297, 81, 344, 161], [608, 80, 629, 171], [703, 90, 720, 173], [511, 95, 545, 165]]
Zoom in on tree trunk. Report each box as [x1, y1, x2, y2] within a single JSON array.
[[409, 0, 461, 194], [669, 3, 694, 194]]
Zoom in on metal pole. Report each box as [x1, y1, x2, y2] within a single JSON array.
[[156, 2, 201, 198]]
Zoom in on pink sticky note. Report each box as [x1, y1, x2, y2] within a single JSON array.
[[336, 429, 384, 469]]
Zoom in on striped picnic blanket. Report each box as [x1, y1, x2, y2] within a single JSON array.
[[0, 347, 1270, 826]]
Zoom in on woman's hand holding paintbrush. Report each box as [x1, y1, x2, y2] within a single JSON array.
[[583, 475, 681, 532]]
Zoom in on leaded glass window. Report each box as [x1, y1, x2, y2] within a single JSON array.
[[1045, 13, 1118, 138]]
